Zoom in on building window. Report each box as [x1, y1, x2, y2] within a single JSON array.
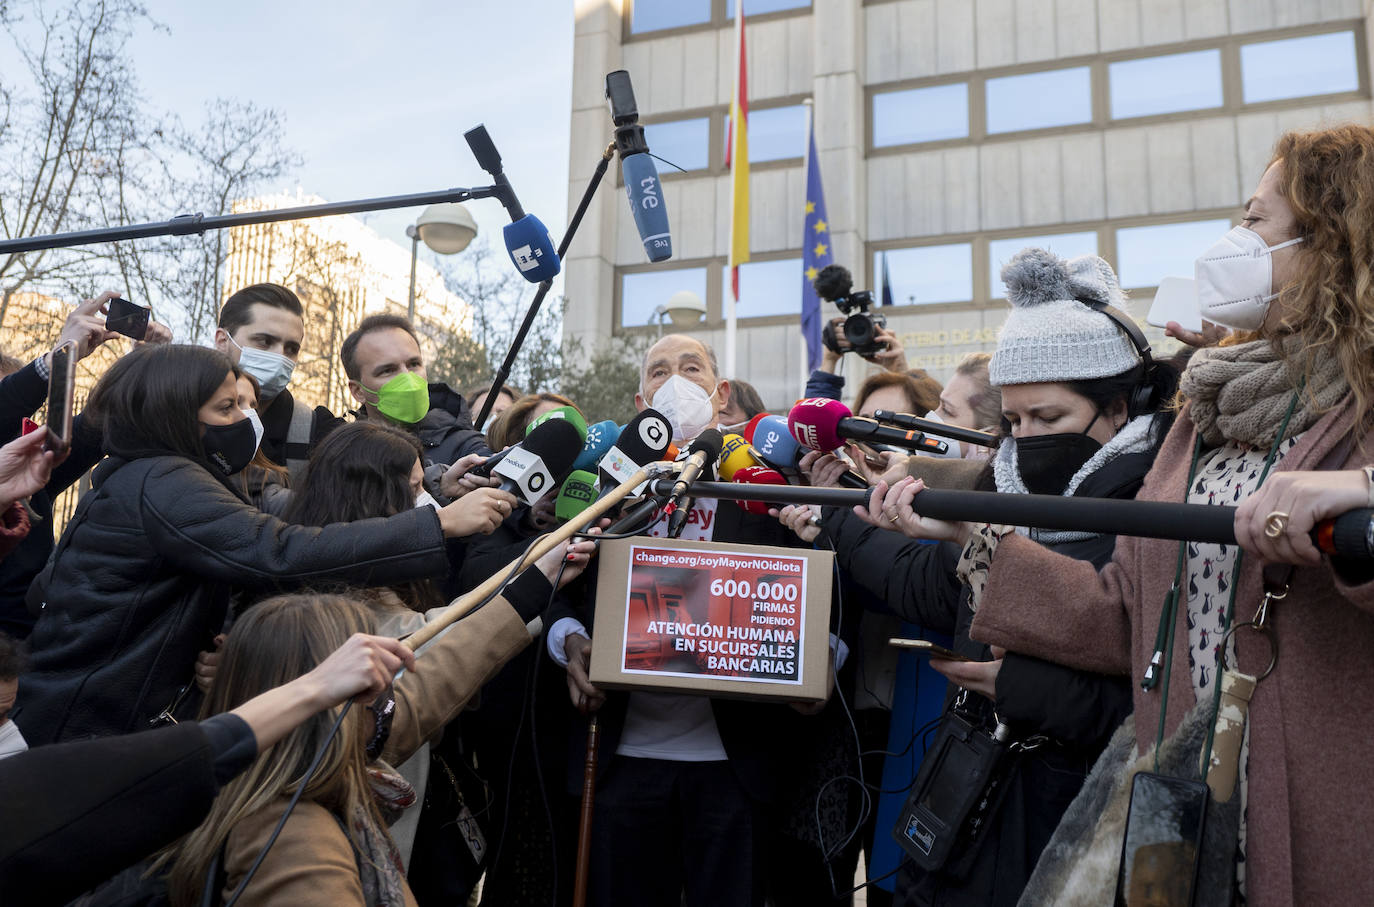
[[644, 117, 712, 173], [1115, 218, 1230, 290], [727, 104, 808, 163], [985, 66, 1092, 134], [721, 257, 804, 318], [726, 0, 810, 15], [874, 244, 974, 306], [1109, 49, 1224, 119], [988, 231, 1098, 298], [630, 0, 711, 33], [621, 266, 708, 328], [1240, 31, 1360, 104], [872, 83, 970, 147]]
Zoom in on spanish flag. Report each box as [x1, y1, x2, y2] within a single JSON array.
[[726, 3, 749, 302]]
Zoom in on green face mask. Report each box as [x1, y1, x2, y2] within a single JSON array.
[[363, 371, 430, 425]]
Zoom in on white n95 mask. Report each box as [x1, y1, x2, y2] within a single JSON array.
[[649, 374, 718, 443], [230, 335, 296, 399], [1194, 226, 1303, 331]]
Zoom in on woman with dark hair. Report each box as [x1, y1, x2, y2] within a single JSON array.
[[781, 250, 1181, 906], [17, 344, 521, 747]]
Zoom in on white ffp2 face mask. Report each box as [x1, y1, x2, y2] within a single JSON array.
[[649, 374, 719, 442], [1194, 226, 1303, 331], [230, 335, 296, 399]]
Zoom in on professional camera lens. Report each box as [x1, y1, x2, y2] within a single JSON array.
[[844, 313, 878, 352]]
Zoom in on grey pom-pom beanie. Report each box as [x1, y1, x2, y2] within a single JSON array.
[[989, 248, 1141, 387]]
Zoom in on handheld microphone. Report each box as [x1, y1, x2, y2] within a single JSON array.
[[730, 465, 788, 514], [665, 429, 724, 538], [464, 124, 561, 282], [526, 405, 589, 443], [788, 398, 949, 456], [606, 70, 672, 263], [745, 411, 866, 488], [574, 420, 620, 473], [743, 413, 804, 471], [600, 408, 673, 489], [872, 409, 997, 449], [491, 417, 583, 505], [555, 469, 599, 521], [719, 433, 761, 480]]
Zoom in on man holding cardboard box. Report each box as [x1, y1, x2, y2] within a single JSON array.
[[546, 334, 842, 907]]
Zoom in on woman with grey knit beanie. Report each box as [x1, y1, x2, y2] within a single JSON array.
[[780, 247, 1180, 907], [867, 125, 1374, 907]]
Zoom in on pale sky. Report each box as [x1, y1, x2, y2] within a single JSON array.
[[128, 1, 576, 280]]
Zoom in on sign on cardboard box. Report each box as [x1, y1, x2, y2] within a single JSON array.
[[590, 536, 834, 702]]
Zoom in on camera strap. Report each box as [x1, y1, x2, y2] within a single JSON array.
[[1142, 390, 1301, 779]]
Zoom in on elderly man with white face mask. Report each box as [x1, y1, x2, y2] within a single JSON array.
[[542, 333, 850, 907]]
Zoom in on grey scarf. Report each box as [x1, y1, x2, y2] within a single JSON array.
[[993, 414, 1157, 544], [1179, 335, 1347, 448]]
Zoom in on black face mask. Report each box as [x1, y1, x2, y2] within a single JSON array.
[[201, 417, 258, 477], [1014, 410, 1104, 496]]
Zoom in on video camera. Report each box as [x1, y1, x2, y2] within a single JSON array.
[[813, 263, 887, 357]]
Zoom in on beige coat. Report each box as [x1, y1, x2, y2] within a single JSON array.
[[220, 597, 533, 906], [970, 397, 1374, 907]]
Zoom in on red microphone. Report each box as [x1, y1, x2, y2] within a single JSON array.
[[787, 398, 949, 455], [730, 465, 789, 514]]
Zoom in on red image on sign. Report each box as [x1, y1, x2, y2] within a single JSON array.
[[621, 545, 808, 685]]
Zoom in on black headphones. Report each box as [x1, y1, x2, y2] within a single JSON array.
[[1077, 298, 1159, 418]]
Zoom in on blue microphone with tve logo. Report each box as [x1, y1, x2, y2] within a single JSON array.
[[606, 70, 672, 263], [464, 124, 561, 282]]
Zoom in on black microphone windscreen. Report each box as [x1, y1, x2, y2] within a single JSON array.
[[522, 418, 583, 482], [615, 408, 674, 464], [689, 428, 724, 464]]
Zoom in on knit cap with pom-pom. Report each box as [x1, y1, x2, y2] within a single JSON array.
[[989, 248, 1142, 387]]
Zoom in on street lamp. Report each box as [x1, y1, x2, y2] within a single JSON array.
[[406, 202, 478, 321], [652, 289, 707, 336]]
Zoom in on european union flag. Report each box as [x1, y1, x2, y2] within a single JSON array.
[[800, 121, 832, 373]]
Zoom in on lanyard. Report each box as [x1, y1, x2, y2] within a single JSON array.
[[1142, 389, 1301, 775]]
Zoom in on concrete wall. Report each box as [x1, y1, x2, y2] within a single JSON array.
[[565, 0, 1371, 410]]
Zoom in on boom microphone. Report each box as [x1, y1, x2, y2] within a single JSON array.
[[665, 429, 724, 538], [606, 70, 672, 262], [788, 398, 949, 456], [491, 417, 583, 504], [464, 124, 561, 282]]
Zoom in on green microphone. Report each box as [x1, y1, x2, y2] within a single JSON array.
[[526, 405, 588, 443], [555, 469, 598, 521]]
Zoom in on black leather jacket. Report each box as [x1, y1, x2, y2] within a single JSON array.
[[16, 454, 451, 746]]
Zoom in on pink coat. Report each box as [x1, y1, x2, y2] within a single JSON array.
[[970, 397, 1374, 907]]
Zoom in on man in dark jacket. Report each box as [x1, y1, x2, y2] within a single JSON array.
[[212, 283, 333, 483], [329, 313, 491, 485]]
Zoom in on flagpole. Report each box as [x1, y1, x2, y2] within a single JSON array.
[[799, 98, 814, 397], [725, 1, 746, 380]]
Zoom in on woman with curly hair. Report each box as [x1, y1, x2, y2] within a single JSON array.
[[871, 125, 1374, 906]]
